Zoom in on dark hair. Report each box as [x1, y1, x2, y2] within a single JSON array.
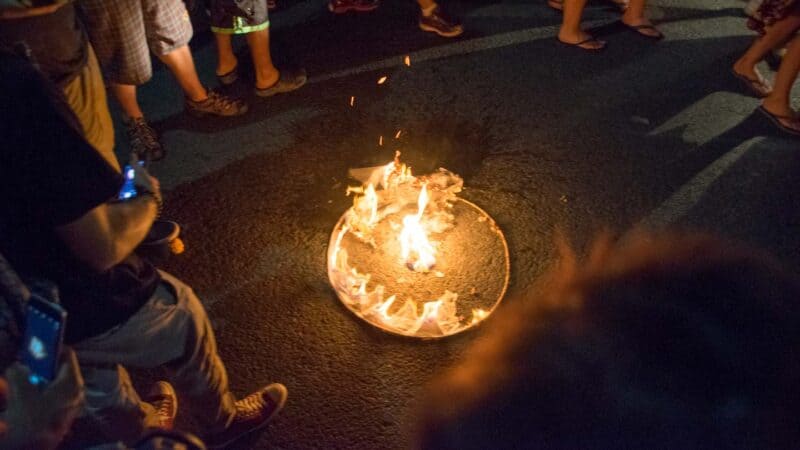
[[418, 232, 800, 450]]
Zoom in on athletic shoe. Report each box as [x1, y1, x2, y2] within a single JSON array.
[[419, 7, 463, 38], [328, 0, 379, 14], [144, 381, 178, 430], [125, 116, 165, 162], [204, 383, 288, 449], [255, 68, 307, 97], [185, 89, 248, 118]]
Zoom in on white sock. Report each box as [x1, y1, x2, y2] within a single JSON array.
[[421, 3, 437, 16]]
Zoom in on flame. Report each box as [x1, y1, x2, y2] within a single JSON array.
[[399, 184, 436, 272]]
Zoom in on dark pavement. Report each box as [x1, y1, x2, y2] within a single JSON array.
[[117, 0, 799, 448]]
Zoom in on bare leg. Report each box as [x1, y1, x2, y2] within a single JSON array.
[[245, 29, 280, 90], [621, 0, 661, 37], [762, 33, 800, 119], [417, 0, 435, 11], [214, 32, 239, 77], [734, 12, 800, 81], [110, 83, 145, 119], [156, 45, 208, 102], [559, 0, 604, 49]]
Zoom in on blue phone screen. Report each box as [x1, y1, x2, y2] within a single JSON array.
[[118, 165, 138, 200], [22, 298, 65, 385]]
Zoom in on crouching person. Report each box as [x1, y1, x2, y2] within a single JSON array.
[[0, 51, 286, 449]]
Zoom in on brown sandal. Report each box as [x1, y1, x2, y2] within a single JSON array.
[[733, 69, 772, 98], [758, 105, 800, 136]]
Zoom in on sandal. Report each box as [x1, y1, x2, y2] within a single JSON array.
[[732, 69, 772, 98], [622, 22, 664, 40], [254, 68, 308, 97], [557, 36, 607, 51], [758, 105, 800, 136], [216, 65, 239, 86]]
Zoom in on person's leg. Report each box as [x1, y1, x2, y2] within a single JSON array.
[[620, 0, 661, 38], [74, 275, 237, 433], [734, 13, 800, 83], [156, 46, 208, 102], [558, 0, 604, 49], [762, 33, 800, 122], [245, 29, 280, 90], [214, 32, 239, 77]]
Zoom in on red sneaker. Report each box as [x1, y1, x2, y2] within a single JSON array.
[[328, 0, 380, 14], [204, 383, 288, 449]]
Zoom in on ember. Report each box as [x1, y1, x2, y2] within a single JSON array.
[[328, 153, 509, 338]]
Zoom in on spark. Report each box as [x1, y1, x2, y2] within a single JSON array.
[[377, 76, 388, 85], [350, 96, 355, 107], [404, 55, 411, 66], [395, 130, 402, 139]]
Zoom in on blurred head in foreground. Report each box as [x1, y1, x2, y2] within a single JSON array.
[[418, 232, 800, 450]]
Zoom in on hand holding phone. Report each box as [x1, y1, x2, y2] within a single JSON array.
[[2, 350, 84, 449]]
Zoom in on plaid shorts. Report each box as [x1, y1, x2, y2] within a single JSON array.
[[78, 0, 194, 85]]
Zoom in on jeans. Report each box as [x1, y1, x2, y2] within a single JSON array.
[[73, 271, 236, 443]]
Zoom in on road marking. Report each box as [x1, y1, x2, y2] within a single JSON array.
[[640, 138, 762, 229], [308, 20, 610, 84]]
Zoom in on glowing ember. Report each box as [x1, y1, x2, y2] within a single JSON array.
[[377, 76, 388, 85], [327, 152, 509, 338]]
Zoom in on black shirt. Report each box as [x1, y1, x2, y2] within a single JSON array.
[[0, 54, 159, 343], [0, 2, 88, 86]]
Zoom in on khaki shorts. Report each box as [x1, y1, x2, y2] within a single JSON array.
[[61, 44, 120, 172]]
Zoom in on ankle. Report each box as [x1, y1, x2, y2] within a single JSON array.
[[256, 70, 280, 90], [421, 3, 437, 16]]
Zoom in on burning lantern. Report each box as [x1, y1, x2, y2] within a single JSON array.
[[327, 152, 509, 338]]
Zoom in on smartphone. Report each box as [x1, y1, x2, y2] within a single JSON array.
[[118, 159, 145, 200], [20, 295, 67, 386]]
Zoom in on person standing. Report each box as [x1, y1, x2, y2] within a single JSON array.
[[0, 0, 119, 172], [734, 0, 800, 135], [78, 0, 249, 162], [210, 0, 307, 96]]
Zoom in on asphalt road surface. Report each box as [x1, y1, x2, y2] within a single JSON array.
[[114, 0, 800, 448]]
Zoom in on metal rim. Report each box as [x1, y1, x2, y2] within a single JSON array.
[[327, 197, 510, 339]]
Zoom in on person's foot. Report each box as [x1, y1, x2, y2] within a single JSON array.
[[185, 89, 248, 117], [558, 30, 606, 51], [328, 0, 379, 14], [255, 68, 307, 97], [144, 381, 178, 430], [759, 100, 800, 135], [620, 16, 663, 39], [216, 61, 239, 86], [732, 65, 773, 98], [204, 383, 288, 449], [419, 6, 463, 38], [124, 116, 165, 162]]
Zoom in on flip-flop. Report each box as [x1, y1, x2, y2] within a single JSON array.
[[216, 65, 239, 86], [758, 105, 800, 136], [732, 69, 772, 98], [623, 22, 664, 40], [557, 36, 607, 51], [254, 68, 308, 97]]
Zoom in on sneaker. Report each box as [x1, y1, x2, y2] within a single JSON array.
[[328, 0, 379, 14], [419, 7, 463, 38], [185, 89, 248, 118], [144, 381, 178, 430], [205, 383, 288, 449], [125, 116, 165, 162], [254, 68, 307, 97]]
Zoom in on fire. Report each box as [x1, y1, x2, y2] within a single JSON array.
[[328, 152, 506, 338], [399, 184, 436, 272]]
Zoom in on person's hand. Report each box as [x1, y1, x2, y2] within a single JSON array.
[[131, 156, 162, 206], [0, 349, 84, 450]]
